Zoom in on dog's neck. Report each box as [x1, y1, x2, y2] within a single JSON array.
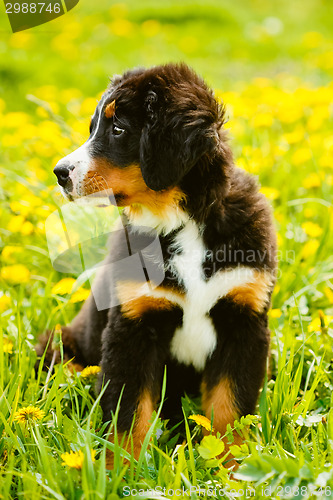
[[124, 144, 233, 236], [123, 202, 189, 236], [180, 146, 233, 223]]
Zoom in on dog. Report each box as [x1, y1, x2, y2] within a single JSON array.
[[37, 63, 276, 466]]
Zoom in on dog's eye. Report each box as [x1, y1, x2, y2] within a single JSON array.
[[113, 125, 125, 136]]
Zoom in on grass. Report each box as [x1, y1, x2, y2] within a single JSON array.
[[0, 0, 333, 497]]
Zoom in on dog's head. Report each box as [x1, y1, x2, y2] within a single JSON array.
[[54, 63, 224, 207]]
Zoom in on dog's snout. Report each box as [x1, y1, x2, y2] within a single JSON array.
[[53, 162, 74, 188]]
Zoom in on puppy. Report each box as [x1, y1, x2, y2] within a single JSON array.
[[37, 63, 276, 465]]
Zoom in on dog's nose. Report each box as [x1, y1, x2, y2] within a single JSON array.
[[53, 162, 74, 188]]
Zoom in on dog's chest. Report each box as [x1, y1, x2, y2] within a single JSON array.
[[168, 221, 218, 371]]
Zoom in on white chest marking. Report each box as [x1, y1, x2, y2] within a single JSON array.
[[124, 205, 189, 236], [168, 220, 255, 371]]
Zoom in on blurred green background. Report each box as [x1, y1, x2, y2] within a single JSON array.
[[1, 0, 333, 103]]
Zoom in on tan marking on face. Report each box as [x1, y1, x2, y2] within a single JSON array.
[[105, 389, 154, 468], [105, 100, 116, 119], [201, 378, 242, 470], [116, 280, 184, 319], [226, 270, 274, 313], [82, 160, 186, 215]]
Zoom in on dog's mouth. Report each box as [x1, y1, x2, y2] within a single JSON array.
[[112, 193, 127, 206], [60, 181, 127, 208]]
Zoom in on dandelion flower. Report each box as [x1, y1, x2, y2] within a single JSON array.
[[110, 19, 133, 37], [61, 449, 96, 469], [0, 295, 11, 312], [80, 366, 101, 379], [51, 278, 76, 295], [302, 222, 323, 238], [14, 406, 45, 424], [292, 148, 312, 165], [324, 287, 333, 304], [1, 246, 23, 262], [3, 338, 13, 354], [189, 414, 214, 432], [308, 312, 333, 332], [301, 240, 320, 258], [270, 308, 282, 319], [252, 113, 274, 128], [260, 187, 280, 201], [7, 215, 25, 233], [70, 288, 90, 303], [1, 264, 30, 284], [303, 173, 321, 189]]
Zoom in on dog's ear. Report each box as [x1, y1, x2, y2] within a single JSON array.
[[139, 89, 217, 191]]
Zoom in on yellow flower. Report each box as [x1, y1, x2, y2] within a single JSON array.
[[318, 154, 332, 169], [282, 127, 305, 144], [292, 148, 312, 165], [260, 187, 280, 200], [301, 240, 320, 258], [303, 173, 321, 189], [270, 308, 282, 319], [7, 215, 25, 233], [324, 287, 333, 304], [1, 265, 30, 284], [61, 449, 96, 469], [10, 201, 30, 217], [14, 406, 45, 424], [189, 414, 214, 432], [51, 278, 76, 295], [4, 112, 30, 128], [252, 113, 274, 128], [80, 366, 101, 379], [3, 338, 13, 354], [307, 107, 329, 131], [308, 312, 333, 332], [302, 222, 323, 238], [20, 221, 34, 236], [0, 295, 11, 312], [276, 233, 283, 247], [110, 19, 134, 37], [70, 288, 90, 303]]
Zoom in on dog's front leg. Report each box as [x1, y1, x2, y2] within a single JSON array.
[[202, 300, 270, 468], [99, 313, 168, 467]]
